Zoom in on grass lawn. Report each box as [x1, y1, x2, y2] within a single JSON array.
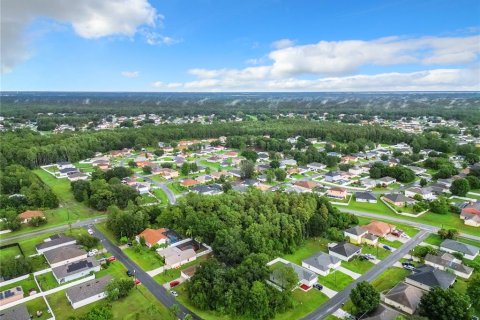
[[281, 238, 330, 265], [380, 238, 403, 249], [138, 195, 159, 205], [319, 270, 353, 291], [0, 245, 22, 259], [152, 188, 168, 205], [343, 196, 480, 237], [362, 245, 391, 260], [199, 160, 221, 171], [36, 271, 61, 291], [123, 247, 164, 271], [167, 182, 186, 195], [452, 277, 480, 316], [25, 297, 51, 320], [47, 283, 171, 320], [356, 216, 419, 238], [154, 255, 209, 285], [96, 222, 119, 245], [342, 257, 375, 274], [466, 192, 480, 200], [149, 175, 168, 182], [0, 274, 39, 295], [273, 289, 329, 320], [371, 267, 411, 293]]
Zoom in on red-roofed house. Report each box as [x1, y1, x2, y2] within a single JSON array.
[[294, 181, 319, 190], [181, 179, 200, 187], [327, 187, 348, 199], [18, 210, 45, 224], [136, 228, 169, 247]]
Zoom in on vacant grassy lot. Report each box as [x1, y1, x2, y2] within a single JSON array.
[[123, 247, 164, 271], [281, 238, 330, 265], [167, 182, 186, 195], [371, 267, 411, 293], [152, 188, 168, 205], [0, 244, 22, 259], [341, 257, 375, 274], [274, 288, 329, 320], [319, 270, 353, 291], [347, 197, 395, 215]]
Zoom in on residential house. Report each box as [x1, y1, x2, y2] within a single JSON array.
[[404, 187, 435, 200], [362, 305, 399, 320], [136, 228, 169, 247], [294, 181, 319, 191], [191, 184, 223, 195], [344, 226, 367, 244], [57, 162, 75, 170], [327, 187, 348, 199], [328, 242, 361, 261], [195, 175, 213, 183], [324, 171, 343, 182], [280, 159, 297, 168], [379, 177, 396, 186], [67, 172, 89, 182], [44, 245, 88, 268], [157, 244, 196, 269], [405, 265, 456, 291], [302, 252, 341, 276], [348, 166, 364, 176], [133, 182, 150, 194], [36, 234, 77, 254], [181, 265, 197, 280], [17, 210, 45, 224], [66, 275, 112, 309], [362, 221, 395, 237], [307, 162, 326, 172], [341, 155, 358, 163], [223, 151, 238, 158], [58, 167, 79, 178], [0, 304, 30, 320], [270, 263, 318, 288], [181, 179, 200, 187], [227, 169, 242, 178], [355, 191, 377, 203], [0, 287, 23, 306], [405, 166, 427, 175], [459, 201, 480, 227], [156, 168, 179, 179], [440, 239, 479, 260], [425, 252, 474, 279], [52, 257, 101, 284], [361, 178, 378, 189], [383, 193, 415, 207], [383, 282, 424, 315]]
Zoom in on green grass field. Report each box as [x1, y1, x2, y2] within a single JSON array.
[[341, 257, 375, 274], [167, 182, 186, 195], [123, 247, 164, 271], [152, 188, 169, 205], [281, 238, 330, 265], [371, 267, 411, 293], [0, 245, 22, 259], [273, 289, 329, 320], [319, 270, 353, 291], [25, 297, 51, 320], [424, 234, 480, 248], [36, 271, 60, 291], [0, 274, 39, 295]]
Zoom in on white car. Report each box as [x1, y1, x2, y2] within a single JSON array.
[[170, 290, 178, 297], [87, 229, 94, 235], [87, 249, 99, 257]]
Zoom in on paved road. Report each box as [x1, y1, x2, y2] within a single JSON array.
[[302, 229, 429, 320], [92, 225, 198, 319], [341, 209, 480, 241], [136, 173, 177, 204], [0, 216, 107, 244]]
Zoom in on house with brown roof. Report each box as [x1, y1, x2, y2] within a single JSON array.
[[181, 265, 198, 279], [223, 151, 239, 158], [136, 228, 169, 247], [327, 187, 348, 199], [181, 178, 200, 187], [294, 181, 319, 191], [17, 210, 45, 224], [384, 282, 424, 315], [362, 221, 395, 237], [460, 201, 480, 227]]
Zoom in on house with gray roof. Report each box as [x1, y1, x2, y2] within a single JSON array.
[[405, 265, 456, 291], [66, 275, 112, 309], [344, 226, 367, 245], [44, 245, 87, 268], [440, 239, 479, 260], [35, 233, 76, 254], [269, 262, 318, 288], [52, 257, 100, 284], [0, 304, 29, 320], [362, 305, 399, 320], [302, 252, 341, 276], [328, 242, 361, 261], [383, 193, 415, 207], [355, 191, 377, 203], [425, 252, 474, 279], [384, 282, 424, 314]]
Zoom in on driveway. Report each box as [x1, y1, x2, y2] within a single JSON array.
[[136, 173, 177, 204], [91, 226, 199, 319], [301, 229, 429, 320]]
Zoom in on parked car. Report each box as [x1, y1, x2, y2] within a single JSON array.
[[170, 290, 178, 297], [126, 270, 134, 277], [87, 249, 99, 257], [134, 279, 141, 285], [170, 280, 180, 288], [403, 265, 416, 271], [107, 256, 116, 262], [313, 283, 323, 290], [363, 253, 375, 260], [87, 228, 94, 235], [383, 245, 392, 251]]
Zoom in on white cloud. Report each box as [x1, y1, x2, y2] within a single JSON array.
[[271, 38, 295, 49], [121, 71, 139, 78], [1, 0, 164, 73]]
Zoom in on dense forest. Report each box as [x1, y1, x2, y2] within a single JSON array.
[[0, 120, 411, 168], [1, 92, 480, 124], [156, 190, 358, 319]]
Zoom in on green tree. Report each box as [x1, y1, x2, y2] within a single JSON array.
[[142, 166, 152, 174], [248, 281, 270, 320], [449, 178, 470, 196], [106, 278, 135, 301], [240, 160, 255, 179], [181, 163, 190, 176], [274, 168, 287, 181], [350, 281, 380, 315], [420, 178, 428, 187], [241, 150, 259, 162], [429, 197, 449, 214], [270, 160, 280, 169], [419, 287, 471, 320], [467, 274, 480, 311]]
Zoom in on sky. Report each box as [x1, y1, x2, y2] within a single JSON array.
[[1, 0, 480, 92]]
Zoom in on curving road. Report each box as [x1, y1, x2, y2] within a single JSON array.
[[135, 173, 177, 204], [92, 225, 198, 319], [302, 229, 429, 320]]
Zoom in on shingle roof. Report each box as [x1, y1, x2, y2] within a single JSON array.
[[440, 239, 479, 256], [52, 257, 99, 280], [329, 242, 361, 258], [385, 282, 424, 310], [302, 252, 340, 271], [36, 234, 76, 251], [44, 245, 87, 265], [0, 304, 29, 320], [384, 193, 413, 203], [407, 265, 456, 289], [355, 191, 376, 201], [66, 275, 112, 303], [362, 305, 400, 320], [344, 226, 367, 236], [425, 253, 473, 275]]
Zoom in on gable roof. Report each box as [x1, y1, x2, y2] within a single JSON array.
[[66, 275, 112, 303], [302, 252, 340, 271], [18, 210, 44, 220], [385, 282, 424, 310], [44, 245, 87, 265], [344, 226, 367, 236], [406, 265, 456, 289], [440, 239, 479, 256], [425, 253, 473, 275], [355, 191, 376, 201], [138, 228, 168, 245], [329, 242, 361, 258], [294, 181, 318, 189]]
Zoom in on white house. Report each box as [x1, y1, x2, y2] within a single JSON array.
[[66, 275, 112, 309], [440, 239, 479, 260], [302, 252, 341, 276], [405, 187, 435, 200], [328, 242, 361, 261], [343, 226, 367, 244], [44, 245, 88, 268], [52, 257, 100, 284], [36, 234, 77, 254], [425, 252, 474, 279], [307, 162, 326, 172]]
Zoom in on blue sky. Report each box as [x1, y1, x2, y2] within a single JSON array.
[[1, 0, 479, 91]]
